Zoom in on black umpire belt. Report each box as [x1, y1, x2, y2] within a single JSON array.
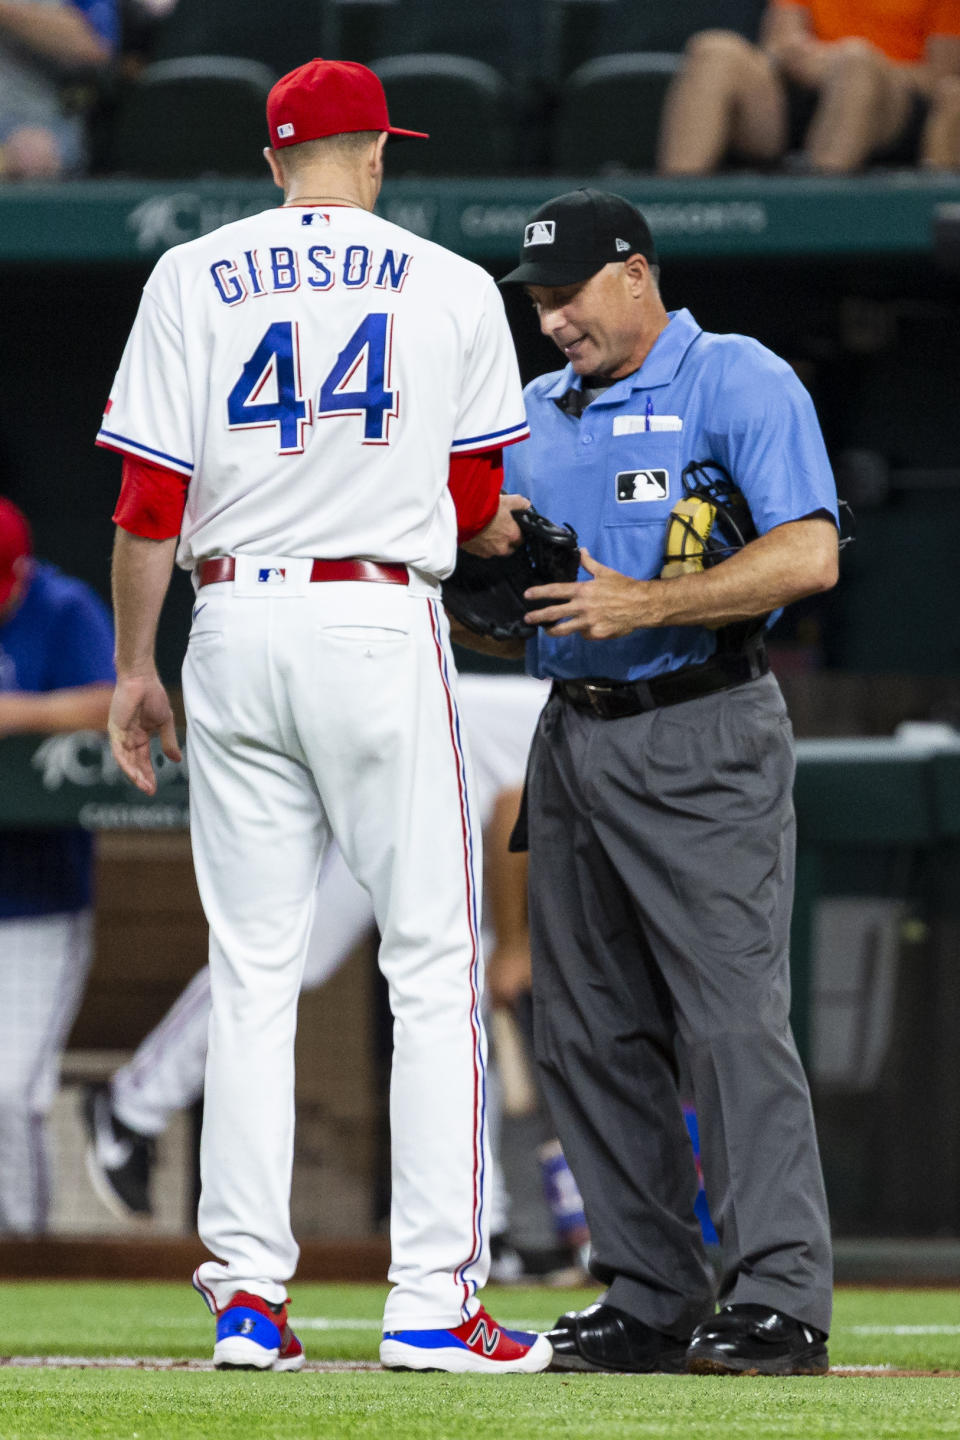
[[554, 646, 769, 720]]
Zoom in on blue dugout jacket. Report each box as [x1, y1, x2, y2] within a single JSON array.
[[0, 563, 114, 917]]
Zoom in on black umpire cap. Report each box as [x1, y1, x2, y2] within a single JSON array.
[[499, 188, 658, 288]]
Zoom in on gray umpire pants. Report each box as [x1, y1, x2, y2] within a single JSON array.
[[527, 672, 833, 1338]]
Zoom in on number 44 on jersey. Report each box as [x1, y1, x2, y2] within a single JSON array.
[[227, 313, 398, 453]]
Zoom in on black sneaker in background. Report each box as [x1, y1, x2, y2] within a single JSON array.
[[489, 1233, 588, 1287], [81, 1083, 156, 1221]]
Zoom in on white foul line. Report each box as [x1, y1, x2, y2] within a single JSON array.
[[845, 1326, 960, 1336]]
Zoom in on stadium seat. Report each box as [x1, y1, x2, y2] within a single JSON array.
[[329, 1, 397, 67], [147, 0, 324, 80], [545, 0, 765, 78], [363, 0, 542, 81], [371, 55, 516, 174], [108, 57, 275, 179], [550, 53, 682, 174]]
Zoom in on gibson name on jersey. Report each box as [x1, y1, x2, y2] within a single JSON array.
[[210, 241, 413, 307]]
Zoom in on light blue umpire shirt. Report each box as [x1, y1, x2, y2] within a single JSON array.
[[503, 308, 840, 683]]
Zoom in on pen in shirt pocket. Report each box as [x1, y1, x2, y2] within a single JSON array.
[[645, 396, 653, 431]]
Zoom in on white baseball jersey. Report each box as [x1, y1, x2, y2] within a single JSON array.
[[97, 204, 528, 577]]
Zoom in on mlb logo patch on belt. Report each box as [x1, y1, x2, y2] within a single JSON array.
[[258, 567, 287, 584], [616, 469, 669, 502]]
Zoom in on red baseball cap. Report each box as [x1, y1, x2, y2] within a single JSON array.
[[0, 496, 31, 606], [267, 58, 429, 149]]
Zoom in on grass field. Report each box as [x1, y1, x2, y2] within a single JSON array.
[[2, 1282, 960, 1439]]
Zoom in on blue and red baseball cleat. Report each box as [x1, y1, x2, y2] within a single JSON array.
[[380, 1305, 552, 1373], [192, 1269, 304, 1371]]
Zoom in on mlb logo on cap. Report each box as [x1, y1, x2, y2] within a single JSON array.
[[525, 220, 556, 247], [277, 122, 295, 139]]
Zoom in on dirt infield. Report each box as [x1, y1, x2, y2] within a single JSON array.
[[1, 1356, 381, 1372], [4, 1356, 960, 1378]]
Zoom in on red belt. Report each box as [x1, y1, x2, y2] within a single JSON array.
[[197, 557, 409, 588]]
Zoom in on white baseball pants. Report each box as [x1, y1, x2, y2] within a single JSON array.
[[0, 909, 92, 1232], [183, 570, 489, 1327]]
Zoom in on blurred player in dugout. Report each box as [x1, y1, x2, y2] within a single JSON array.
[[0, 0, 118, 181], [83, 673, 592, 1284], [0, 495, 114, 1233]]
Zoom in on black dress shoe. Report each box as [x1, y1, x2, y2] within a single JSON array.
[[546, 1302, 690, 1373], [686, 1303, 829, 1375]]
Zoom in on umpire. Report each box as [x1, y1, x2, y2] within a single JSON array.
[[495, 189, 837, 1375]]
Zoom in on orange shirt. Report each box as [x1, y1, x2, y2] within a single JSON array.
[[774, 0, 960, 62]]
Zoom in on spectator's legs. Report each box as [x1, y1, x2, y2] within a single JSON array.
[[804, 41, 914, 171], [921, 74, 960, 169], [657, 30, 787, 175]]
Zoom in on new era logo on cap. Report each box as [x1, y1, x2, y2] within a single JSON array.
[[615, 237, 630, 252], [524, 220, 556, 247], [277, 122, 295, 138]]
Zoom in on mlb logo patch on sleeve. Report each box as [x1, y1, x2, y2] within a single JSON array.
[[616, 469, 669, 502]]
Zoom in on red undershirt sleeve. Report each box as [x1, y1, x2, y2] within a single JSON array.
[[115, 449, 503, 545], [448, 447, 504, 543], [113, 455, 188, 540]]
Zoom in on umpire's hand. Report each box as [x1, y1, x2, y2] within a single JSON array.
[[524, 548, 653, 639]]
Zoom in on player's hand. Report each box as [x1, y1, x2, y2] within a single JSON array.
[[461, 493, 531, 558], [108, 673, 182, 795], [524, 548, 662, 639], [486, 939, 533, 1010]]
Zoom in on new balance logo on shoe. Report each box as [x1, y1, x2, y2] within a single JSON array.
[[467, 1317, 501, 1356], [380, 1305, 552, 1374]]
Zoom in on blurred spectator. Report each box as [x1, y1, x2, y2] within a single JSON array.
[[0, 0, 119, 180], [657, 0, 960, 174], [116, 0, 176, 75], [0, 495, 114, 1233]]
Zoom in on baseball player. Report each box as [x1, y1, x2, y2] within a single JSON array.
[[97, 58, 552, 1373], [0, 495, 114, 1232], [84, 674, 586, 1278]]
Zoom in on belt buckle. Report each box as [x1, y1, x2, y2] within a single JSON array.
[[582, 681, 613, 716]]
